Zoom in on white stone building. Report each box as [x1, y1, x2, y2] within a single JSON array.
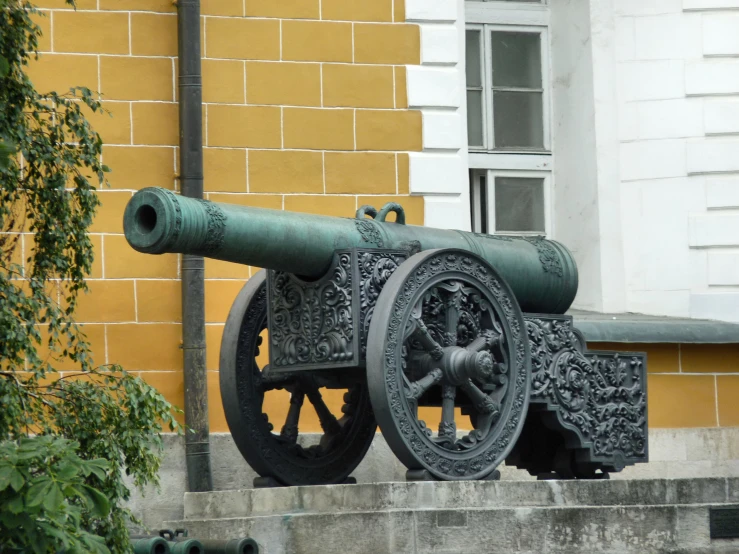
[[406, 0, 739, 324]]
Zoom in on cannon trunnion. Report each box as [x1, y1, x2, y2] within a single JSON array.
[[124, 188, 648, 485]]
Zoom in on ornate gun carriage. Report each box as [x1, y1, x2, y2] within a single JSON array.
[[124, 188, 648, 485]]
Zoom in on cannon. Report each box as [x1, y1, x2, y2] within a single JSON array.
[[129, 536, 171, 554], [124, 188, 648, 484]]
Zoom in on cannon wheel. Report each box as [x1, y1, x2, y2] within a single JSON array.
[[367, 249, 531, 480], [220, 270, 377, 486]]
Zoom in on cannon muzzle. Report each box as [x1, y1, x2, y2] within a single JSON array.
[[198, 538, 260, 554], [129, 536, 171, 554], [124, 187, 578, 313]]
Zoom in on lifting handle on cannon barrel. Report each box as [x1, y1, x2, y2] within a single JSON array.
[[356, 202, 406, 225]]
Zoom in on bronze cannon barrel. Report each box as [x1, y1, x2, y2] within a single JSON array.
[[123, 187, 578, 313]]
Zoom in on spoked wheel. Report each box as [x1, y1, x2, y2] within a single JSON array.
[[220, 270, 377, 486], [367, 249, 531, 481]]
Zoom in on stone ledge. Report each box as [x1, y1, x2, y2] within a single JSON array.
[[570, 309, 739, 343], [167, 499, 739, 554], [126, 428, 739, 532], [182, 477, 737, 521]]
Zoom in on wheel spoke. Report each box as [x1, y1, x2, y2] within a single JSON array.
[[410, 317, 444, 360], [460, 380, 499, 416], [304, 385, 342, 436], [444, 287, 462, 347], [467, 327, 502, 353], [406, 368, 443, 401], [438, 384, 457, 441], [280, 390, 305, 444]]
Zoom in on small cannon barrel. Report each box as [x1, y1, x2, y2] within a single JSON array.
[[124, 187, 578, 313], [198, 538, 260, 554], [129, 536, 171, 554]]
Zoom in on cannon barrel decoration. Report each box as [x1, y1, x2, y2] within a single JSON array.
[[124, 187, 648, 484]]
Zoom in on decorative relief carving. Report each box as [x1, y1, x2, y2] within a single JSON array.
[[160, 188, 182, 247], [269, 253, 355, 368], [355, 219, 384, 247], [357, 250, 407, 357], [267, 249, 410, 371], [199, 200, 227, 254], [525, 315, 647, 470], [473, 233, 514, 242], [522, 237, 564, 277], [471, 234, 564, 277]]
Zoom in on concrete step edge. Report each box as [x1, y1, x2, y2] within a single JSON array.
[[173, 500, 738, 525], [182, 477, 738, 520]]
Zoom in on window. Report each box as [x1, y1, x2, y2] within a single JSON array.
[[465, 1, 551, 236], [470, 170, 551, 235]]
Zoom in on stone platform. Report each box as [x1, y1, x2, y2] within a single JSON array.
[[167, 477, 739, 554]]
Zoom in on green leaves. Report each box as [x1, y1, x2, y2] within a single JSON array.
[[26, 478, 54, 508], [0, 55, 9, 79], [0, 437, 111, 554], [0, 2, 182, 553], [81, 484, 110, 518], [9, 468, 25, 492], [0, 466, 12, 491], [0, 136, 15, 170]]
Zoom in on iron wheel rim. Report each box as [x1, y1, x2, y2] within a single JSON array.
[[220, 270, 377, 486], [367, 249, 531, 480]]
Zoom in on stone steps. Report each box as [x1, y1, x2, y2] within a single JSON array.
[[164, 478, 739, 553]]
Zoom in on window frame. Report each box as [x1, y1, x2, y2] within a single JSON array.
[[466, 23, 552, 159], [465, 0, 553, 236], [470, 169, 553, 237]]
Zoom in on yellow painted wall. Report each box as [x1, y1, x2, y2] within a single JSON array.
[[25, 0, 424, 433]]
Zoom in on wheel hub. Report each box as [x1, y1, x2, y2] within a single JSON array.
[[442, 347, 494, 385]]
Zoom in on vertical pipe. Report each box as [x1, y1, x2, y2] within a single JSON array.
[[177, 0, 212, 492]]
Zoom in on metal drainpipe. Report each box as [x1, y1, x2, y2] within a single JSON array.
[[177, 0, 213, 492]]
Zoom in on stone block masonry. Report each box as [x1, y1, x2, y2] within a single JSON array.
[[616, 0, 739, 323], [125, 428, 739, 533], [167, 465, 739, 553], [25, 0, 424, 433]]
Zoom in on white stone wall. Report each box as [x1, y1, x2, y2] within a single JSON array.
[[405, 0, 472, 231], [413, 0, 739, 322], [616, 0, 739, 322]]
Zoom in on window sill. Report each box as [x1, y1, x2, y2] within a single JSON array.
[[465, 2, 549, 26], [469, 152, 552, 171]]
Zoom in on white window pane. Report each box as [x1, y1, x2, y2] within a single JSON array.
[[467, 90, 484, 148], [491, 32, 542, 89], [466, 30, 482, 87], [493, 91, 543, 149], [494, 177, 545, 233]]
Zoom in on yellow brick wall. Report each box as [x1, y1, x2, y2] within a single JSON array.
[[26, 0, 423, 432], [592, 343, 739, 429]]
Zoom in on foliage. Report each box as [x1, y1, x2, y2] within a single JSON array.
[[0, 437, 111, 554], [0, 1, 183, 553]]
